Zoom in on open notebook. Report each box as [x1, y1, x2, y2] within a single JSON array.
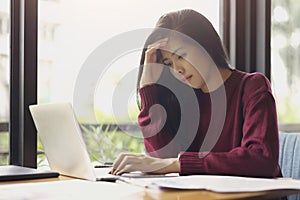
[[29, 103, 178, 181]]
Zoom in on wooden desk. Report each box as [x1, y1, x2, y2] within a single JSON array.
[[0, 175, 299, 200]]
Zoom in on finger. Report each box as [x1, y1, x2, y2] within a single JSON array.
[[113, 156, 140, 175], [112, 153, 138, 167], [145, 48, 162, 64], [112, 153, 143, 174], [147, 41, 168, 51], [113, 155, 141, 174], [147, 38, 168, 49], [111, 153, 126, 172], [147, 43, 167, 49], [116, 164, 137, 175], [115, 155, 147, 175], [145, 46, 159, 55]]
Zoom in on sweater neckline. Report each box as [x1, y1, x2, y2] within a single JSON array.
[[194, 69, 243, 95]]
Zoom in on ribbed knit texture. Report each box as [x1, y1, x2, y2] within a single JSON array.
[[138, 69, 282, 178]]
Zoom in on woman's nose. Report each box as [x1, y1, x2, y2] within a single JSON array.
[[172, 61, 185, 74]]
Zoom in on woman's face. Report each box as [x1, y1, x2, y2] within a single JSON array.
[[160, 37, 213, 90]]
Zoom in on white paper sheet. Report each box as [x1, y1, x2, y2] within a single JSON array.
[[0, 180, 144, 200], [146, 175, 300, 192]]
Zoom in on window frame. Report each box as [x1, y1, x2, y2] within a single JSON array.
[[10, 0, 38, 168], [221, 0, 271, 79], [222, 0, 300, 132], [10, 0, 296, 167]]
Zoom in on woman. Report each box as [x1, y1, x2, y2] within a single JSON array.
[[110, 9, 282, 178]]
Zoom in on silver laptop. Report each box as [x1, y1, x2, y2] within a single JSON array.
[[29, 102, 177, 181], [29, 102, 122, 181]]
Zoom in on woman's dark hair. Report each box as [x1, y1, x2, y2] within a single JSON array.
[[136, 9, 231, 136]]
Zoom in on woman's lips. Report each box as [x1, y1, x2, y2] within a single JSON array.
[[182, 75, 192, 83]]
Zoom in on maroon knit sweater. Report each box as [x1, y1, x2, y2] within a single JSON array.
[[138, 69, 282, 178]]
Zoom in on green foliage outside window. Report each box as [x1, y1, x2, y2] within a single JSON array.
[[0, 132, 9, 165], [272, 0, 300, 124]]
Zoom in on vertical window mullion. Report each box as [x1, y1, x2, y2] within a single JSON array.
[[10, 0, 22, 166], [222, 0, 271, 79], [10, 0, 38, 168]]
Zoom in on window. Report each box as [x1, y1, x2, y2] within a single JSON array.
[[0, 12, 9, 35], [0, 0, 10, 166], [39, 22, 59, 42], [271, 0, 300, 128], [38, 0, 220, 165]]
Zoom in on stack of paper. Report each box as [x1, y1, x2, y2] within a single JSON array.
[[121, 175, 300, 193]]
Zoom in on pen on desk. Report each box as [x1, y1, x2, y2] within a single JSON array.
[[94, 162, 113, 168]]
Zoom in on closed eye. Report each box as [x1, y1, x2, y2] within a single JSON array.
[[162, 58, 173, 67], [178, 53, 186, 59], [164, 61, 173, 67]]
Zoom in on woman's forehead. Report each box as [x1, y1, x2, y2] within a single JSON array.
[[161, 36, 206, 56], [165, 35, 200, 50], [159, 38, 185, 56]]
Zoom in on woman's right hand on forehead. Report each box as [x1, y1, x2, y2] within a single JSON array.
[[140, 38, 168, 88], [145, 38, 168, 63]]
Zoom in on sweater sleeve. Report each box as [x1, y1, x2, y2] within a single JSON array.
[[179, 74, 281, 178], [138, 85, 180, 158]]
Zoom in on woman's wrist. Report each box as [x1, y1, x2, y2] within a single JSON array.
[[167, 158, 180, 173]]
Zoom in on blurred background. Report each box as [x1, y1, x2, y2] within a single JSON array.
[[1, 0, 299, 166]]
